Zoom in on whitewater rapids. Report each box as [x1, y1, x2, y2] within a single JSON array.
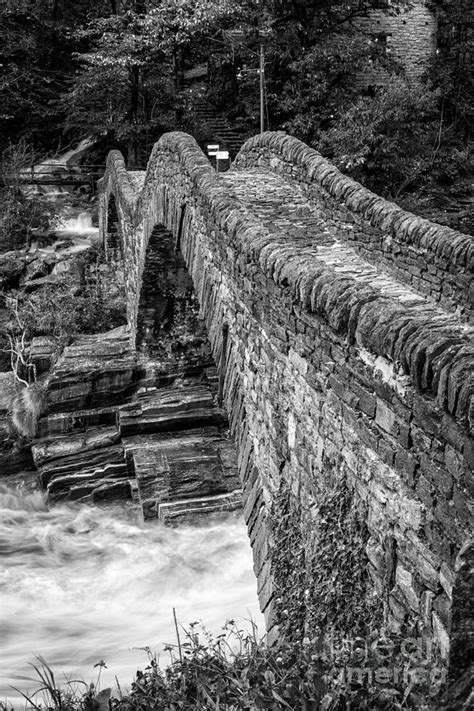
[[0, 484, 263, 703]]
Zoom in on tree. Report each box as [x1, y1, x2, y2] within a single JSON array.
[[319, 78, 442, 197], [431, 0, 474, 133], [0, 0, 116, 152], [0, 140, 59, 251], [66, 0, 244, 163]]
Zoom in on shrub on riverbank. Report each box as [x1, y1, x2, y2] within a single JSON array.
[[4, 244, 126, 358], [8, 622, 445, 711], [0, 141, 59, 252]]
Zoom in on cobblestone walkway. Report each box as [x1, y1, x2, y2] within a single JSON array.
[[220, 169, 467, 330]]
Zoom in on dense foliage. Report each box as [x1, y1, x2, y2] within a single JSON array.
[[0, 141, 60, 251], [270, 482, 383, 644], [1, 0, 472, 219], [7, 623, 446, 711], [5, 243, 126, 359]]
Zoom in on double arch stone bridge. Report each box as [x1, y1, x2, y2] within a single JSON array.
[[98, 131, 473, 677]]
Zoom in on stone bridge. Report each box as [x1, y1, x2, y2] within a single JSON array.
[[99, 132, 473, 676]]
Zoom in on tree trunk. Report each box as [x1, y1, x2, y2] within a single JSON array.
[[52, 0, 60, 22], [173, 48, 184, 126], [127, 65, 140, 165]]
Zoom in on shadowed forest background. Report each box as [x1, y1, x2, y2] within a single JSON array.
[[0, 0, 472, 235]]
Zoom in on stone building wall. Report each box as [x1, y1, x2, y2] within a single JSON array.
[[352, 0, 437, 83], [99, 131, 473, 667]]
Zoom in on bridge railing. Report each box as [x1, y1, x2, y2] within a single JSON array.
[[1, 163, 145, 188], [0, 161, 145, 185]]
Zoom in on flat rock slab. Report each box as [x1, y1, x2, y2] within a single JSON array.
[[32, 425, 121, 467], [119, 384, 227, 437], [37, 406, 118, 438], [158, 490, 243, 526], [46, 459, 130, 499], [32, 425, 129, 500], [123, 427, 240, 520]]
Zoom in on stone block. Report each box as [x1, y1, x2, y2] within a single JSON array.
[[351, 380, 376, 417], [394, 447, 417, 486], [375, 399, 397, 434], [444, 444, 464, 479], [415, 473, 433, 508], [439, 562, 455, 600], [420, 590, 434, 629], [432, 612, 450, 660]]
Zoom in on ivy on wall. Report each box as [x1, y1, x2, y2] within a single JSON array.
[[270, 477, 383, 642]]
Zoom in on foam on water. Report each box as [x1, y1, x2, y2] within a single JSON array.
[[0, 484, 263, 704], [56, 212, 98, 235]]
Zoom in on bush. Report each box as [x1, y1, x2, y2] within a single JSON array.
[[8, 622, 445, 711], [7, 244, 127, 357], [275, 33, 391, 146], [318, 79, 441, 198], [0, 140, 59, 251]]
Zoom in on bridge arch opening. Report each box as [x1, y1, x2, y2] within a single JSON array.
[[105, 194, 121, 258], [136, 221, 211, 370], [127, 216, 243, 522]]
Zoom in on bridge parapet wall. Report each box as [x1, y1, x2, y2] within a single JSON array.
[[99, 132, 473, 671], [234, 133, 473, 323]]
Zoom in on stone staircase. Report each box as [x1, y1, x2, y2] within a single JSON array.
[[194, 101, 252, 158]]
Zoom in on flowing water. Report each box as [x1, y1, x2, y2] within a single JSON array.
[[0, 484, 263, 705], [56, 212, 97, 235]]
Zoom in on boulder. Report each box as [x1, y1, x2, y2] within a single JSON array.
[[51, 257, 85, 295], [25, 254, 56, 281], [23, 274, 59, 293]]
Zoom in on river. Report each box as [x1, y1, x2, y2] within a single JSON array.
[[0, 484, 263, 705]]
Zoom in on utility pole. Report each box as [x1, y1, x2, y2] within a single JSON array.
[[259, 43, 265, 133]]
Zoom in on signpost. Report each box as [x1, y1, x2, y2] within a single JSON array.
[[216, 150, 229, 173]]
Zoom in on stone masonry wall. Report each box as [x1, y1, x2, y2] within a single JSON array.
[[352, 0, 437, 82], [234, 132, 473, 323], [99, 132, 473, 670]]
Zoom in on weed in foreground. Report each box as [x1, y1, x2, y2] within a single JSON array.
[[6, 619, 446, 711]]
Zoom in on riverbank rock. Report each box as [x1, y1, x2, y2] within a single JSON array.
[[25, 254, 56, 280], [0, 373, 35, 476], [26, 325, 242, 523]]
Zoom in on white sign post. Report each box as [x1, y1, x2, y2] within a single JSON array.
[[216, 150, 230, 173]]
